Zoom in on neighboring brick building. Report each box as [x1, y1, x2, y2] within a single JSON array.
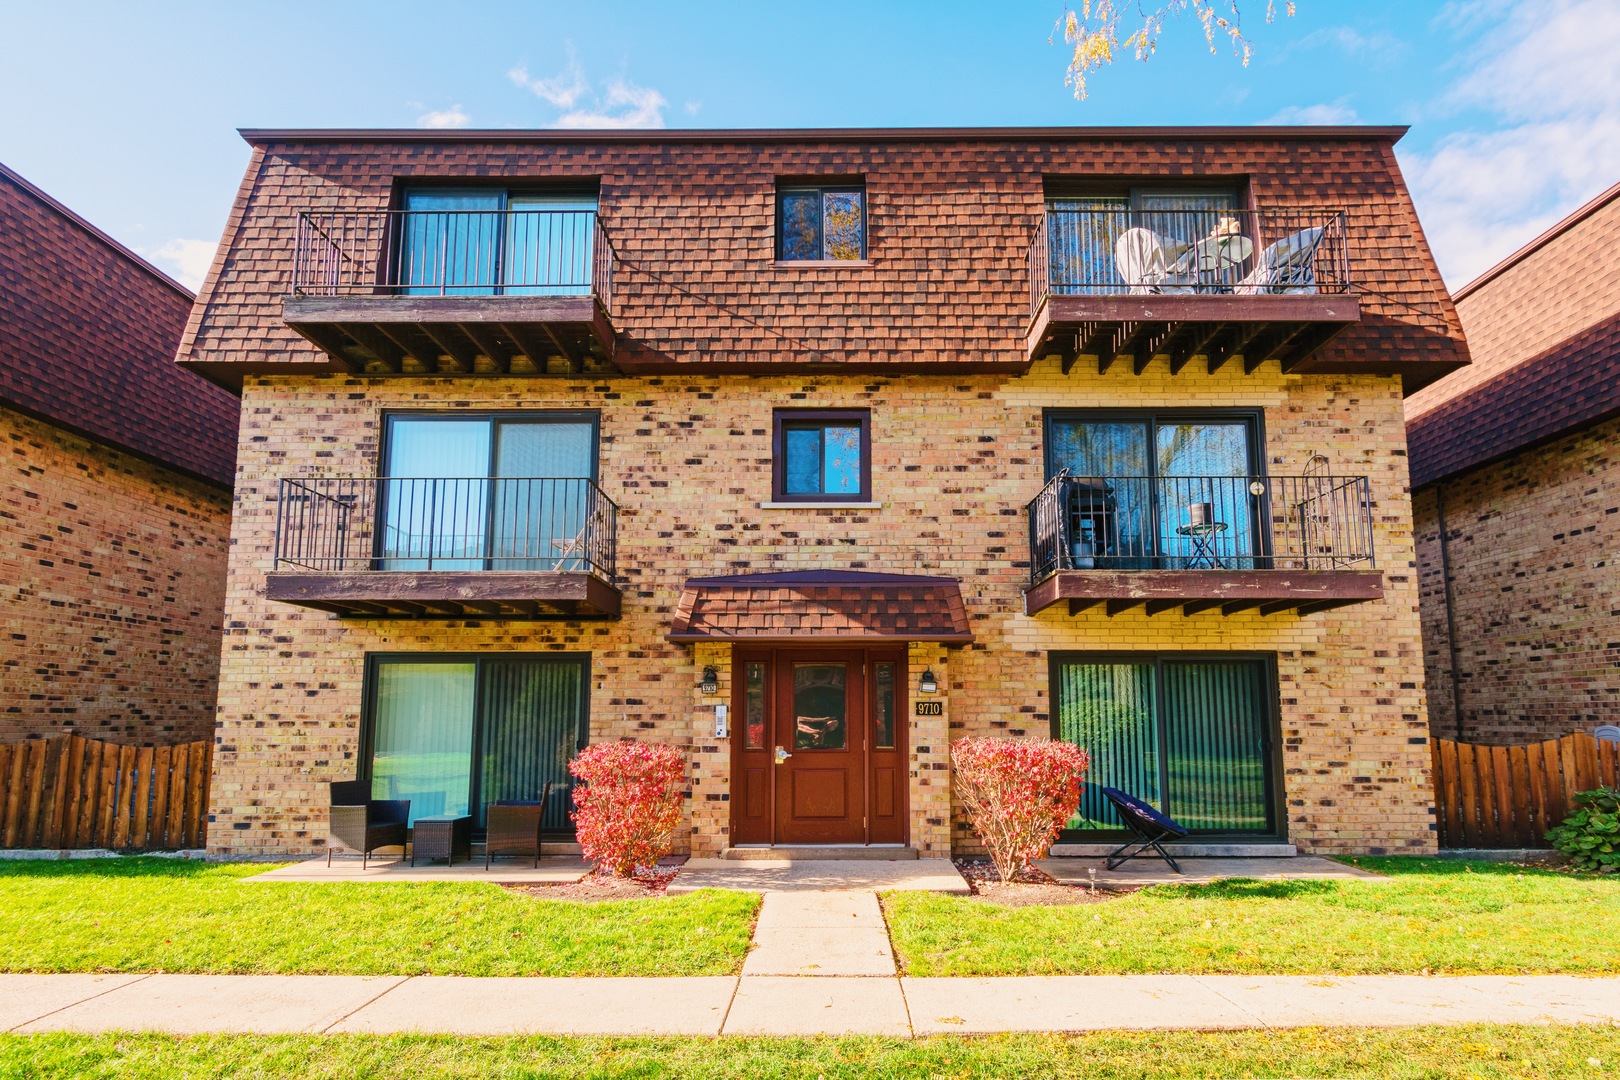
[[182, 126, 1467, 859], [1, 162, 238, 744], [1408, 182, 1620, 744]]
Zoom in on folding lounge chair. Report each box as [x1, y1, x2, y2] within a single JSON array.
[[1101, 786, 1190, 873]]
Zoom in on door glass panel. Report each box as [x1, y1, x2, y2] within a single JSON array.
[[873, 662, 896, 749], [400, 190, 502, 296], [1055, 661, 1159, 830], [381, 420, 491, 570], [1161, 660, 1270, 832], [744, 663, 767, 749], [503, 195, 596, 296], [1047, 196, 1129, 294], [490, 421, 595, 570], [477, 658, 585, 831], [792, 664, 847, 750], [1155, 422, 1253, 570], [1048, 420, 1152, 568], [370, 662, 476, 825]]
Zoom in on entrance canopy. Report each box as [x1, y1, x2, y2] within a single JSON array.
[[667, 570, 973, 644]]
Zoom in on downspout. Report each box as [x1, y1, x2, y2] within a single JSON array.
[[1433, 482, 1466, 740]]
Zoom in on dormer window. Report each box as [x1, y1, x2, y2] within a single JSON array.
[[777, 183, 866, 262]]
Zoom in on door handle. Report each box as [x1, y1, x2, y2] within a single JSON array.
[[774, 746, 792, 765]]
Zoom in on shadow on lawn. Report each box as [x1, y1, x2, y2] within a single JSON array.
[[0, 857, 258, 881]]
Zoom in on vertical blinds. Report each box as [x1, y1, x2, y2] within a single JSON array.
[[369, 655, 588, 831], [1055, 655, 1273, 834]]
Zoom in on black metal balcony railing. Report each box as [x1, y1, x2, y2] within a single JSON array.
[[291, 209, 615, 314], [1026, 473, 1375, 583], [1029, 208, 1351, 317], [274, 477, 617, 580]]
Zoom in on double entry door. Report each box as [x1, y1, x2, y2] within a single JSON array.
[[730, 648, 907, 846]]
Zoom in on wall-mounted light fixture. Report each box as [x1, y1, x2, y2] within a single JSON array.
[[699, 666, 720, 695], [918, 668, 939, 695]]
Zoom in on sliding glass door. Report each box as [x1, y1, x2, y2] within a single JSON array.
[[1047, 411, 1261, 569], [366, 654, 589, 830], [1052, 653, 1277, 836], [378, 414, 597, 572], [399, 188, 598, 296]]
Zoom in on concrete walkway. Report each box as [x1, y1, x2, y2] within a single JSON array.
[[668, 857, 970, 895], [7, 973, 1620, 1037]]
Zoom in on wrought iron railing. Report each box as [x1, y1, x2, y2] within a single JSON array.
[[1028, 207, 1351, 317], [1026, 473, 1375, 583], [291, 209, 615, 314], [273, 477, 617, 580]]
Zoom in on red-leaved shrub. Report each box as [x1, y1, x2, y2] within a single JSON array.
[[569, 742, 685, 877], [951, 737, 1088, 882]]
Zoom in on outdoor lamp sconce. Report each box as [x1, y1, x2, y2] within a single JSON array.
[[918, 669, 939, 695], [699, 666, 720, 696]]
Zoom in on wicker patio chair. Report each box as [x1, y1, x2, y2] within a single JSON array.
[[484, 786, 552, 870], [327, 780, 410, 869]]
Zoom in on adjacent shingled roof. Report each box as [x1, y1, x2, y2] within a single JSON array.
[[668, 570, 973, 643], [1406, 311, 1620, 489], [0, 162, 238, 488]]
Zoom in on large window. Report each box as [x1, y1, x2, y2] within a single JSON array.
[[398, 188, 598, 296], [777, 183, 866, 261], [1046, 410, 1261, 570], [772, 410, 870, 502], [379, 413, 598, 571], [365, 653, 589, 830], [1051, 653, 1278, 836]]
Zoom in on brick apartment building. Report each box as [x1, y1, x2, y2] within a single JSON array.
[[1409, 182, 1620, 744], [180, 126, 1467, 859], [1, 163, 238, 744]]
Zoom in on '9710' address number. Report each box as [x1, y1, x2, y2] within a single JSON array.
[[914, 701, 943, 716]]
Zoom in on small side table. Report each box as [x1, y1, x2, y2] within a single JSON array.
[[1176, 522, 1229, 569], [411, 814, 472, 866]]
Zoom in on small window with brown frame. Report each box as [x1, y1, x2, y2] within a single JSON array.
[[772, 409, 871, 503], [776, 182, 867, 261]]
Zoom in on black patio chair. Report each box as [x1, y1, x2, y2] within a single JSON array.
[[327, 780, 410, 868], [1101, 786, 1190, 873], [484, 786, 551, 870]]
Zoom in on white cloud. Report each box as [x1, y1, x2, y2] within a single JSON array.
[[140, 238, 215, 291], [508, 50, 668, 129], [508, 53, 588, 108], [1294, 25, 1406, 59], [1400, 0, 1620, 286], [555, 79, 667, 129], [417, 104, 471, 129], [684, 100, 702, 117], [1261, 101, 1359, 125]]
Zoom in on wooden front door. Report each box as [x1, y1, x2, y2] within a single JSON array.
[[730, 647, 907, 846]]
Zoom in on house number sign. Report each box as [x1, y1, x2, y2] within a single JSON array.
[[914, 701, 943, 716]]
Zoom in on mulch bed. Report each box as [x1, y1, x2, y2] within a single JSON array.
[[502, 857, 686, 902], [953, 858, 1131, 908]]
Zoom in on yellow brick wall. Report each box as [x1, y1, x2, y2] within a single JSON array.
[[1, 405, 231, 744], [208, 359, 1435, 856]]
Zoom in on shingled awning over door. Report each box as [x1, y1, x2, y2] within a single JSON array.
[[667, 570, 973, 644]]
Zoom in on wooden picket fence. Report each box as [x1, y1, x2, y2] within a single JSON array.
[[1432, 732, 1619, 849], [0, 735, 211, 851]]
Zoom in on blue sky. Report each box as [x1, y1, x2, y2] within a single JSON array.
[[2, 0, 1615, 291]]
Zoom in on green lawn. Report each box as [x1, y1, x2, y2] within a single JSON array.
[[0, 858, 757, 977], [885, 857, 1620, 977], [2, 1028, 1617, 1079]]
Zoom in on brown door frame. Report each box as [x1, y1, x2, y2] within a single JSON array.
[[728, 644, 908, 847]]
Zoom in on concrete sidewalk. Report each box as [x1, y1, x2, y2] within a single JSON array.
[[6, 973, 1620, 1037]]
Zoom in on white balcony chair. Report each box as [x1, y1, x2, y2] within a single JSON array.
[[1234, 226, 1325, 295]]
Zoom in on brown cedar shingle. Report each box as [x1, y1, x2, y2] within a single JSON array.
[[0, 164, 238, 487], [668, 570, 973, 642]]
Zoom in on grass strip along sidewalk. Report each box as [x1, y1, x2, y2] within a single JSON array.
[[2, 1027, 1619, 1079], [885, 857, 1620, 977], [0, 858, 757, 978]]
